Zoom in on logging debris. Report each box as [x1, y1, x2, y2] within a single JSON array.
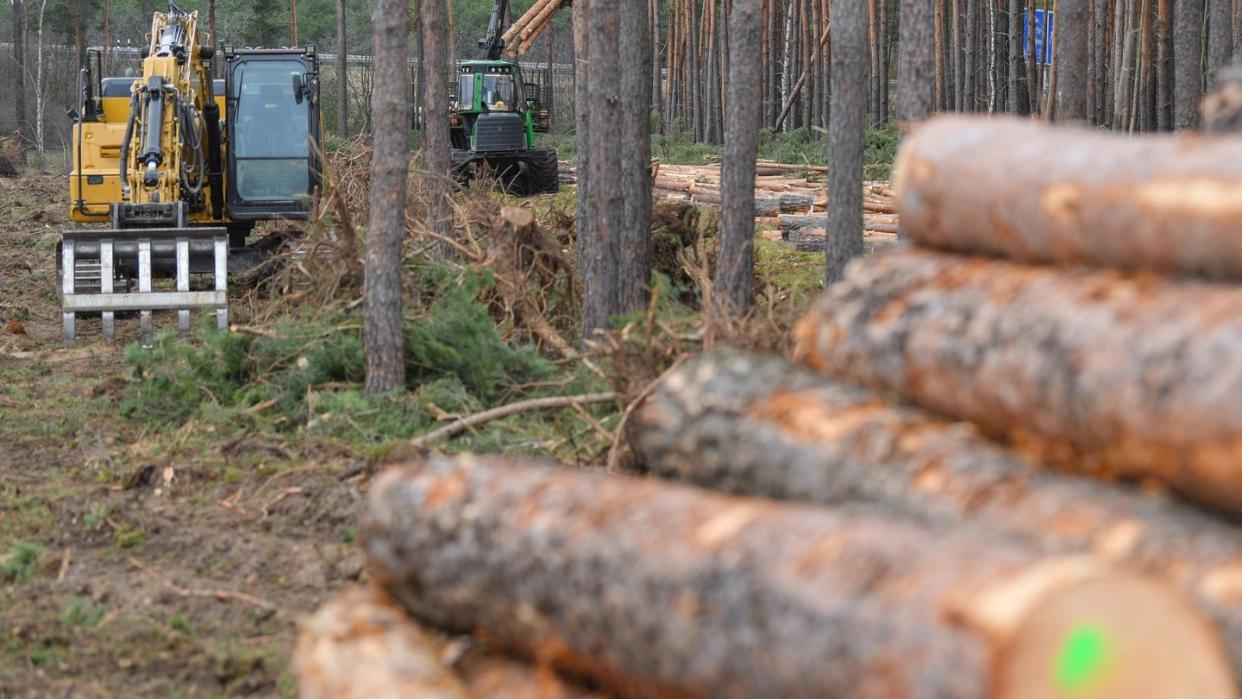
[[361, 455, 1233, 699]]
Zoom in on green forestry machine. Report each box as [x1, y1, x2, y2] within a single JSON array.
[[446, 0, 558, 195]]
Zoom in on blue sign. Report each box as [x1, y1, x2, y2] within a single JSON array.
[[1023, 9, 1055, 65]]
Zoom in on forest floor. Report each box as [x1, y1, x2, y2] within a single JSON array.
[[0, 160, 845, 696], [0, 176, 364, 697]]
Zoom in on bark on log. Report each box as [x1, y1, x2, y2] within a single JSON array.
[[896, 115, 1242, 279], [363, 456, 1234, 699], [631, 350, 1242, 680], [795, 247, 1242, 515], [294, 585, 470, 699], [295, 585, 592, 699]]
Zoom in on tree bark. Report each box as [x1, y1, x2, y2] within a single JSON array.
[[714, 0, 764, 315], [363, 456, 1232, 699], [1157, 0, 1174, 129], [1174, 0, 1206, 128], [1055, 0, 1090, 120], [364, 0, 410, 394], [620, 0, 653, 312], [580, 1, 623, 341], [632, 350, 1242, 682], [1210, 0, 1234, 85], [796, 247, 1242, 516], [336, 0, 348, 137], [14, 0, 25, 153], [423, 0, 453, 250], [826, 0, 867, 284], [899, 0, 936, 125], [896, 115, 1242, 278], [1011, 0, 1032, 113], [296, 585, 592, 699]]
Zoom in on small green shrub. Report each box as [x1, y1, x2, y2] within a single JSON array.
[[0, 541, 42, 583]]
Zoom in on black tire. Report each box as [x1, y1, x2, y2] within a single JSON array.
[[521, 148, 560, 196]]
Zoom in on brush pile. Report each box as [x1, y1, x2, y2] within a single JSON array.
[[296, 116, 1242, 697]]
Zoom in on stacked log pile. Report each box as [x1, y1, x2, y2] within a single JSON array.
[[295, 114, 1242, 697], [651, 162, 900, 248]]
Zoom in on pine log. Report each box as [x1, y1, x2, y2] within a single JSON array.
[[363, 456, 1234, 699], [294, 585, 470, 699], [631, 350, 1242, 680], [295, 585, 593, 699], [795, 248, 1242, 515], [896, 115, 1242, 278]]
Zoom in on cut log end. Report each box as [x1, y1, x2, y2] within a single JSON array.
[[994, 572, 1236, 699]]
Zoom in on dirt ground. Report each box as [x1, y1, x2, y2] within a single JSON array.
[[1, 176, 361, 697]]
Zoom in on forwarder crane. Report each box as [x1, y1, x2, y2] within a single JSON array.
[[62, 3, 321, 347]]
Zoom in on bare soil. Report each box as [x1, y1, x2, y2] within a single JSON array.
[[1, 176, 359, 697]]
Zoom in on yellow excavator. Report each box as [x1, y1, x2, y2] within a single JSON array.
[[62, 3, 321, 347]]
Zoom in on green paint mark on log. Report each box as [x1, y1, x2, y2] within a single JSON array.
[[1054, 623, 1110, 695]]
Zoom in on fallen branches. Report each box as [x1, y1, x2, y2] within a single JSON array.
[[408, 392, 618, 452], [362, 456, 1233, 699], [795, 248, 1242, 515], [127, 556, 281, 615], [897, 115, 1242, 279]]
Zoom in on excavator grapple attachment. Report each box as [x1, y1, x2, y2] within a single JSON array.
[[60, 228, 229, 348]]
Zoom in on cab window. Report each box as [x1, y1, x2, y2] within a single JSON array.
[[232, 60, 310, 202], [481, 75, 516, 112]]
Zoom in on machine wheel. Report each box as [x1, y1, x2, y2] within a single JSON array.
[[521, 148, 560, 196], [451, 150, 476, 188]]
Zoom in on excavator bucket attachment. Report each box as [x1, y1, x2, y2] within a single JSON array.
[[60, 228, 229, 348]]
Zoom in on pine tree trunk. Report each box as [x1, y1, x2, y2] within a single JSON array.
[[1056, 0, 1090, 120], [1174, 0, 1205, 128], [423, 0, 452, 248], [102, 0, 109, 73], [364, 457, 1235, 699], [581, 1, 623, 340], [964, 0, 978, 110], [364, 0, 411, 394], [1096, 0, 1112, 124], [1210, 0, 1233, 86], [620, 0, 653, 312], [715, 0, 763, 314], [632, 350, 1242, 683], [1011, 0, 1031, 113], [13, 0, 24, 157], [336, 0, 348, 137], [651, 0, 664, 130], [1157, 0, 1173, 128], [826, 0, 867, 284], [899, 0, 936, 124]]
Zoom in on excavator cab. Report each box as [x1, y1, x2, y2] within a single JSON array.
[[224, 47, 321, 221]]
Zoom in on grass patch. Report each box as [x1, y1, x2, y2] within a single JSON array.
[[0, 541, 42, 583]]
